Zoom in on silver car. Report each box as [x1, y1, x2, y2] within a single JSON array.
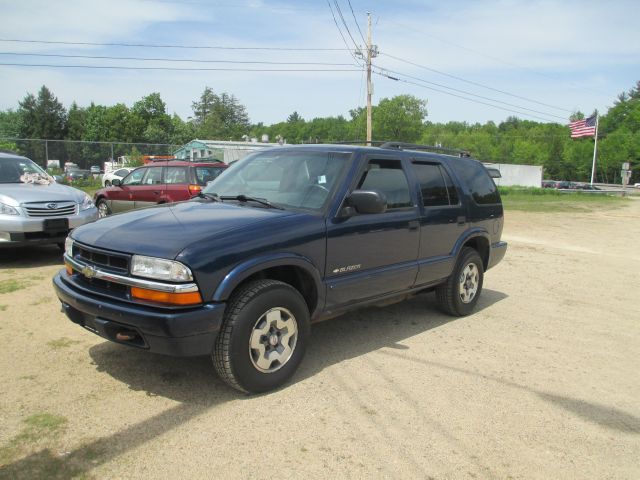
[[0, 152, 98, 248]]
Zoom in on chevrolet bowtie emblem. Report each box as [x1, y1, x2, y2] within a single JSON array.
[[81, 265, 97, 279]]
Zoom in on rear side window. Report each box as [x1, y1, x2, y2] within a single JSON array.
[[194, 166, 226, 185], [448, 158, 500, 205], [114, 168, 129, 176], [412, 163, 454, 206], [165, 167, 188, 184], [358, 159, 412, 209]]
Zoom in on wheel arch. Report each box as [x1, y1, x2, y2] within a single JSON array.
[[455, 230, 490, 271], [212, 254, 323, 318]]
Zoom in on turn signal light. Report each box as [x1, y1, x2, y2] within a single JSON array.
[[131, 287, 202, 306], [188, 184, 202, 195], [65, 263, 73, 275]]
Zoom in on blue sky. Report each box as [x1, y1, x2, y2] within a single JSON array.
[[0, 0, 638, 126]]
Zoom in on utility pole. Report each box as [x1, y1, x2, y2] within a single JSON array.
[[365, 12, 378, 145]]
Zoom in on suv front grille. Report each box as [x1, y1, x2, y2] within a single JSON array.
[[69, 243, 131, 299], [24, 201, 77, 217], [73, 243, 129, 274]]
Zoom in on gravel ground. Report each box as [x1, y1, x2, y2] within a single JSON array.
[[0, 200, 639, 479]]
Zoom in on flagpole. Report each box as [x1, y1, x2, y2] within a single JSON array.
[[590, 114, 599, 185]]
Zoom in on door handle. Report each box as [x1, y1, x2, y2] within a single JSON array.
[[408, 220, 420, 231], [153, 191, 160, 195], [457, 216, 466, 225]]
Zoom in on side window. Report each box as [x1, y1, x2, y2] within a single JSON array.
[[122, 168, 146, 186], [441, 167, 459, 205], [114, 169, 129, 176], [142, 167, 163, 185], [448, 158, 500, 205], [412, 163, 449, 207], [358, 159, 412, 209], [165, 167, 189, 184]]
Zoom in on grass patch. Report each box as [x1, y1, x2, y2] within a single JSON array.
[[0, 413, 67, 466], [47, 337, 80, 350], [0, 279, 28, 294], [499, 187, 628, 212]]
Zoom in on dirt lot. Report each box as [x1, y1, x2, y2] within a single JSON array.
[[1, 200, 639, 479]]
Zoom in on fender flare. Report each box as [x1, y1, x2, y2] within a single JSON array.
[[453, 228, 491, 261], [212, 252, 324, 312]]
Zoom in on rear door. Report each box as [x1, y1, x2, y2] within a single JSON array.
[[164, 166, 190, 202], [133, 166, 165, 209], [325, 155, 420, 311], [411, 161, 467, 285]]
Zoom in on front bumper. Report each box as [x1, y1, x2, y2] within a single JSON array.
[[0, 207, 98, 247], [487, 241, 508, 270], [53, 270, 225, 356]]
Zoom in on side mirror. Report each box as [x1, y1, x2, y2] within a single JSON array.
[[485, 167, 501, 179], [111, 179, 122, 186], [345, 189, 387, 215]]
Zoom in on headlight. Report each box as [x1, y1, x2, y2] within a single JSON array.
[[0, 202, 19, 215], [131, 255, 193, 282], [80, 194, 94, 210], [65, 237, 74, 257]]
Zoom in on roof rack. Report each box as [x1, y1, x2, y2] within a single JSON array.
[[379, 142, 471, 157], [329, 141, 471, 157]]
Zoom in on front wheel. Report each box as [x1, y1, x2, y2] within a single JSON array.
[[436, 247, 484, 316], [96, 199, 111, 218], [213, 279, 310, 393], [104, 180, 111, 187]]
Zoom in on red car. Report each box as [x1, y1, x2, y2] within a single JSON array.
[[94, 161, 227, 217]]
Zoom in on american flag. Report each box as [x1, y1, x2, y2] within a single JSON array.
[[569, 115, 597, 138]]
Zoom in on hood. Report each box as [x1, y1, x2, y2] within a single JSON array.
[[71, 200, 297, 259], [0, 182, 87, 206]]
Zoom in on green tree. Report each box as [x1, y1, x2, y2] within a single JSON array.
[[373, 94, 428, 142], [18, 85, 67, 139]]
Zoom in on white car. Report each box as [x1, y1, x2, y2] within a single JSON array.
[[102, 167, 135, 187]]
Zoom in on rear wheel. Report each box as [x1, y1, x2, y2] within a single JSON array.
[[213, 279, 309, 393], [436, 247, 484, 316], [96, 199, 111, 218]]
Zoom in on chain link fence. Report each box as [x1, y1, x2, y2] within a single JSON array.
[[0, 138, 180, 170]]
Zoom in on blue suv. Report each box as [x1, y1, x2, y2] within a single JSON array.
[[54, 143, 507, 393]]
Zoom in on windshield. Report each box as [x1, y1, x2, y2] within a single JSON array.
[[0, 157, 48, 183], [203, 150, 351, 211]]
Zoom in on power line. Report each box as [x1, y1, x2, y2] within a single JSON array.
[[0, 62, 361, 72], [377, 16, 608, 97], [380, 52, 574, 114], [373, 64, 567, 120], [325, 0, 362, 65], [0, 52, 356, 66], [0, 38, 350, 51], [333, 0, 359, 49], [374, 70, 560, 123], [347, 0, 367, 45]]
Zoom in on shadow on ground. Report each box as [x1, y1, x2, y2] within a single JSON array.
[[0, 245, 64, 269]]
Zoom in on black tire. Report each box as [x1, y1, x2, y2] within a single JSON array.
[[96, 199, 111, 218], [213, 279, 310, 394], [104, 180, 111, 187], [436, 247, 484, 317]]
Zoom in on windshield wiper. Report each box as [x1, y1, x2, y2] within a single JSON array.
[[219, 194, 284, 210], [194, 192, 221, 202]]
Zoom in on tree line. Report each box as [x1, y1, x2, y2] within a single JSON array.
[[0, 82, 638, 183]]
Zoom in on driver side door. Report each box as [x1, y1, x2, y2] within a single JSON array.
[[110, 167, 146, 213]]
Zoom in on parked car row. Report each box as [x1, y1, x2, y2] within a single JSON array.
[[542, 180, 600, 190]]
